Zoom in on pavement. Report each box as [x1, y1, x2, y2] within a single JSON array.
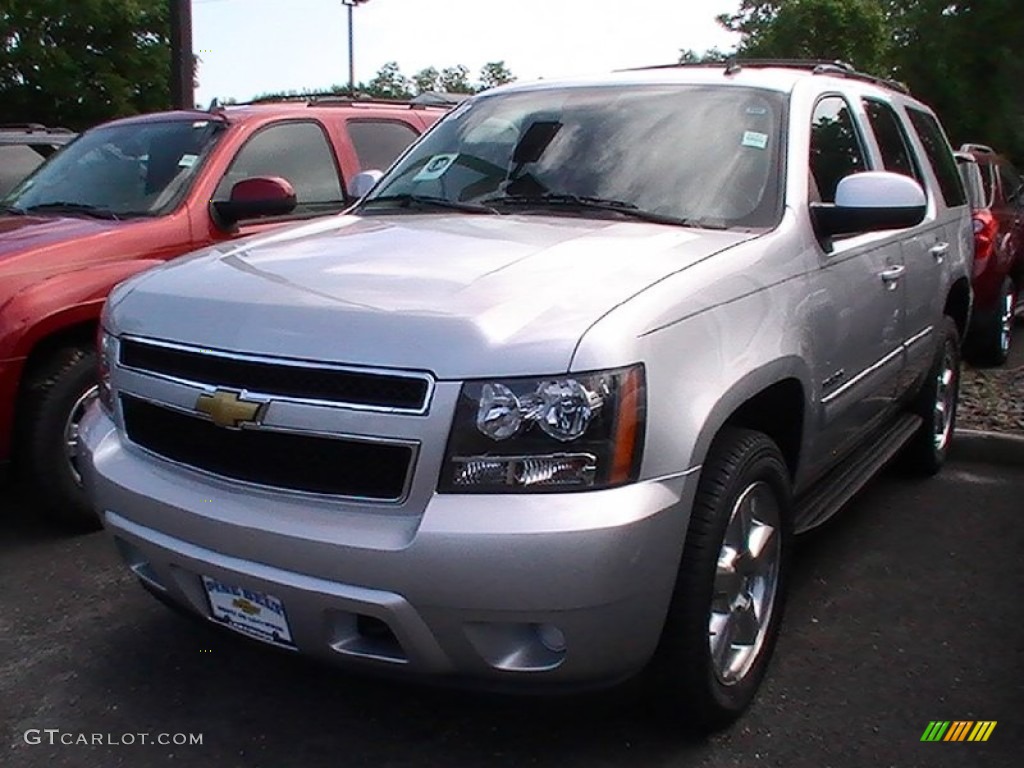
[[2, 455, 1022, 768]]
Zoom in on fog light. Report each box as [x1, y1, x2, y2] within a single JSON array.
[[451, 453, 596, 489], [537, 623, 566, 653]]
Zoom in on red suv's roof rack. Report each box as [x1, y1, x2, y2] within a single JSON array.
[[960, 143, 996, 155]]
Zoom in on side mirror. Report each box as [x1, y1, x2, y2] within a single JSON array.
[[811, 171, 927, 240], [350, 170, 383, 199], [211, 176, 297, 229]]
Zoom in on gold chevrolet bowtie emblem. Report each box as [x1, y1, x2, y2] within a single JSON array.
[[195, 390, 264, 428]]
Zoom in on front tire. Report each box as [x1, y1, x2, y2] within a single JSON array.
[[19, 345, 102, 532], [651, 427, 792, 732]]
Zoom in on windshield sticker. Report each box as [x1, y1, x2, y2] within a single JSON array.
[[413, 153, 459, 182], [742, 131, 769, 150], [192, 121, 210, 129], [178, 153, 199, 168], [745, 106, 768, 115]]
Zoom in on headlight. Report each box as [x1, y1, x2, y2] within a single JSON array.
[[439, 365, 645, 493], [97, 327, 115, 415]]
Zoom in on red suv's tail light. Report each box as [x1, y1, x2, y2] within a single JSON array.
[[972, 210, 997, 277]]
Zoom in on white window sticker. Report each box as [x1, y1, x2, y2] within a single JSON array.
[[742, 131, 769, 150], [413, 153, 459, 182], [178, 153, 199, 168]]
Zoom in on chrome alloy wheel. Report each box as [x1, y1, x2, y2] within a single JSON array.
[[932, 342, 957, 453], [63, 384, 99, 487], [709, 480, 782, 685], [999, 288, 1014, 357]]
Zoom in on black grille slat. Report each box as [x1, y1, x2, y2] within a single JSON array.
[[119, 340, 429, 411], [122, 396, 412, 499]]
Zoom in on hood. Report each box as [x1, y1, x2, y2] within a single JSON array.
[[0, 214, 122, 260], [111, 214, 755, 378]]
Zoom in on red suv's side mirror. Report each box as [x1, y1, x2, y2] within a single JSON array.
[[211, 177, 297, 230]]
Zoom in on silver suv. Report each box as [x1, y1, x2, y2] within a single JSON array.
[[81, 61, 972, 730]]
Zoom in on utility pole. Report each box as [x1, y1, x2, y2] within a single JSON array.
[[170, 0, 195, 109], [341, 0, 371, 95]]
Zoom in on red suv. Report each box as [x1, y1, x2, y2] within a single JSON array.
[[0, 98, 446, 528], [958, 143, 1024, 365]]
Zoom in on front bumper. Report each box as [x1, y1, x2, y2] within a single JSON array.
[[80, 406, 698, 689]]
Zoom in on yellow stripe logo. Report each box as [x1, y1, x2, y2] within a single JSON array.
[[921, 720, 996, 742]]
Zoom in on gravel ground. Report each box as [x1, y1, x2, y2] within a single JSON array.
[[958, 328, 1024, 435]]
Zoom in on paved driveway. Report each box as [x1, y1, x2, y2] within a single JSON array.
[[2, 457, 1022, 768]]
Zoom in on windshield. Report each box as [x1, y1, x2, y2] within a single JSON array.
[[362, 85, 786, 229], [2, 118, 225, 218]]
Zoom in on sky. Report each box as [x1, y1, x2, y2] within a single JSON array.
[[192, 0, 741, 105]]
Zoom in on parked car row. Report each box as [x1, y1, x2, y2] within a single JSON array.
[[0, 97, 450, 525], [68, 60, 977, 731], [955, 143, 1024, 365]]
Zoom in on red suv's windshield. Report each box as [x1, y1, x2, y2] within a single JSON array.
[[3, 118, 225, 219]]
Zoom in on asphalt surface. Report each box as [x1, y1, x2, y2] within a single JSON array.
[[2, 458, 1022, 768]]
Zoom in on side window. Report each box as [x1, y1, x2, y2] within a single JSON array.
[[906, 108, 967, 208], [809, 96, 867, 203], [347, 120, 420, 172], [863, 99, 922, 182], [998, 163, 1023, 205], [979, 162, 997, 207], [214, 121, 345, 216]]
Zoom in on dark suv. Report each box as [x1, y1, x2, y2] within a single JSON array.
[[0, 124, 76, 197], [958, 143, 1024, 365]]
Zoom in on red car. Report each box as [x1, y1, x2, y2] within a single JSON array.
[[957, 143, 1024, 365], [0, 98, 446, 528]]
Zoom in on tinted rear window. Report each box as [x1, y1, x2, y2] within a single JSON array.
[[907, 108, 966, 208]]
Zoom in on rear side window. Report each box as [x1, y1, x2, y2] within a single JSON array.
[[214, 121, 345, 215], [348, 120, 420, 172], [998, 163, 1023, 205], [979, 162, 997, 207], [863, 99, 921, 181], [956, 157, 986, 211], [906, 108, 966, 207], [809, 96, 867, 203]]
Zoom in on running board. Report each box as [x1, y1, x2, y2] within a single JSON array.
[[794, 414, 922, 534]]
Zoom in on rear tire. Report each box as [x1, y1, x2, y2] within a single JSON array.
[[966, 277, 1015, 367], [19, 345, 102, 532], [649, 427, 792, 733], [901, 316, 960, 476]]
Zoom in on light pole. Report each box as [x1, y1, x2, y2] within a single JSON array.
[[341, 0, 371, 95]]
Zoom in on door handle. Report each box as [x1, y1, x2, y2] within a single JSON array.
[[879, 264, 906, 288], [930, 242, 949, 263]]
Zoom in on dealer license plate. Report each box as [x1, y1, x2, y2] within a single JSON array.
[[201, 576, 294, 647]]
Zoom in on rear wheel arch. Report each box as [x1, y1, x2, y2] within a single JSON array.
[[944, 277, 972, 339]]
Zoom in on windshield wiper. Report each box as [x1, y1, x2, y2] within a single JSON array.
[[360, 194, 500, 215], [0, 203, 26, 216], [23, 202, 121, 220], [479, 193, 722, 228]]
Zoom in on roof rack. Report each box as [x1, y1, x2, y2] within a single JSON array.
[[239, 92, 457, 110], [959, 143, 996, 155], [623, 58, 911, 95]]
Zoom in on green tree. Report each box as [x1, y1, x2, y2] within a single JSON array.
[[677, 47, 730, 64], [439, 64, 474, 94], [412, 66, 441, 94], [364, 61, 411, 99], [0, 0, 171, 129], [479, 60, 516, 90], [722, 0, 891, 75]]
